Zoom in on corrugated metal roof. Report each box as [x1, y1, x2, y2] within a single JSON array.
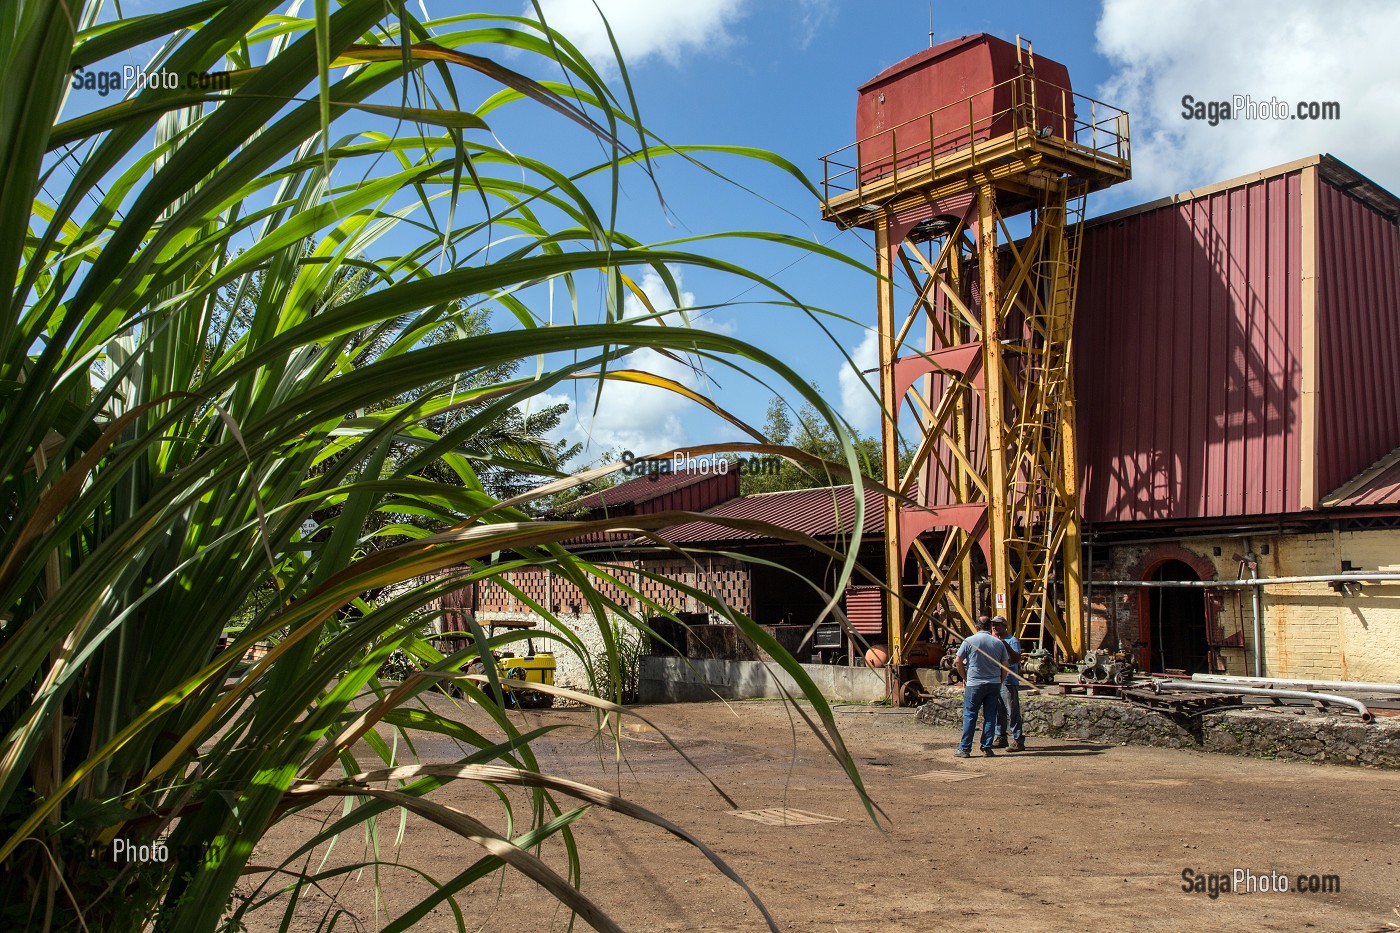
[[570, 468, 719, 511], [1317, 154, 1400, 221], [657, 485, 885, 543], [1087, 154, 1400, 229], [564, 470, 739, 546], [1323, 446, 1400, 509]]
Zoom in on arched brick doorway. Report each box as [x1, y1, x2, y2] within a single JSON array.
[[1131, 546, 1220, 674]]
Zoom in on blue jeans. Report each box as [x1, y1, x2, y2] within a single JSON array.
[[960, 681, 1001, 752], [996, 681, 1023, 742]]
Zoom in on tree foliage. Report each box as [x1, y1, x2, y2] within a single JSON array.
[[741, 393, 885, 495]]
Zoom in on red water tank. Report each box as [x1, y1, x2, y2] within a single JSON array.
[[855, 34, 1075, 183]]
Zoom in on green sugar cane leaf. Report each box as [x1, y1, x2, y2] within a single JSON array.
[[343, 101, 488, 131]]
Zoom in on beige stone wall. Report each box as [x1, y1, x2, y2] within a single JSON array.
[[1261, 528, 1400, 682]]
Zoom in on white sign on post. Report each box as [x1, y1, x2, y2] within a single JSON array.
[[995, 592, 1007, 610]]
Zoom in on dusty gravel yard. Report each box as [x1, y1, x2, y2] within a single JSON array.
[[247, 696, 1399, 932]]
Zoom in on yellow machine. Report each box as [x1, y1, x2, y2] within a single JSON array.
[[469, 620, 556, 708]]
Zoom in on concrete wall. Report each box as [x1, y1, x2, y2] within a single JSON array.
[[638, 656, 887, 703], [1087, 526, 1400, 682]]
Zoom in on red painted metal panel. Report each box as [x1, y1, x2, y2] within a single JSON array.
[[564, 469, 740, 546], [1077, 170, 1304, 524], [844, 585, 884, 635], [854, 34, 1074, 183], [1316, 182, 1400, 497], [572, 467, 732, 512]]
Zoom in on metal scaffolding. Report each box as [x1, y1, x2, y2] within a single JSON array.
[[821, 39, 1132, 701]]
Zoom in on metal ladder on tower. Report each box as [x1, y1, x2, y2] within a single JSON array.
[[1014, 177, 1089, 654]]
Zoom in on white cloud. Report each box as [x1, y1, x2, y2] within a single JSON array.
[[794, 0, 835, 49], [837, 327, 880, 437], [542, 269, 735, 461], [1095, 0, 1400, 201], [525, 0, 747, 69]]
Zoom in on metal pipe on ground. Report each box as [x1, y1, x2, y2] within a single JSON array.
[[1192, 673, 1400, 696], [1157, 679, 1374, 723]]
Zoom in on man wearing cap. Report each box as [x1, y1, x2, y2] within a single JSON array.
[[953, 615, 1008, 758], [990, 615, 1024, 751]]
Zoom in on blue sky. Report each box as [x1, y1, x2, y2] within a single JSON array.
[[65, 1, 1400, 470], [508, 0, 1400, 467]]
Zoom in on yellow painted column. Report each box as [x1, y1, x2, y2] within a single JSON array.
[[977, 184, 1012, 616], [876, 216, 904, 690]]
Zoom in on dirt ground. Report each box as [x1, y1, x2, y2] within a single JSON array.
[[246, 696, 1400, 933]]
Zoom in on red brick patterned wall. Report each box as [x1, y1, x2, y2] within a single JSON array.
[[470, 557, 752, 621]]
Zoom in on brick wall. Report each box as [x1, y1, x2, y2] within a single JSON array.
[[471, 556, 752, 622], [1264, 528, 1400, 682], [1088, 541, 1250, 675], [1087, 528, 1400, 682]]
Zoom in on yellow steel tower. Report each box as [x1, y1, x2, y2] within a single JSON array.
[[820, 35, 1130, 702]]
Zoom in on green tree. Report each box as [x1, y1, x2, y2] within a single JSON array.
[[763, 395, 793, 445], [742, 393, 886, 495]]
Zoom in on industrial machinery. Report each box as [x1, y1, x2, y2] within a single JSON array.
[[465, 619, 556, 708], [820, 33, 1131, 703], [1019, 648, 1059, 686], [1077, 647, 1137, 686], [812, 619, 846, 663]]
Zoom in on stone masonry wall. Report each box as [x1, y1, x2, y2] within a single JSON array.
[[915, 687, 1400, 768], [478, 609, 644, 696]]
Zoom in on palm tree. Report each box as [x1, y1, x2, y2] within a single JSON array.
[[0, 3, 875, 930]]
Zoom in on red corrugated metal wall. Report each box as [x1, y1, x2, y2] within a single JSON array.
[[1077, 171, 1304, 523], [1315, 182, 1400, 496], [844, 585, 884, 635]]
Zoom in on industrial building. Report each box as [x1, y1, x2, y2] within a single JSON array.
[[1077, 154, 1400, 684], [466, 472, 883, 660], [453, 34, 1400, 688]]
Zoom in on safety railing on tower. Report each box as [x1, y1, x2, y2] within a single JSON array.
[[820, 74, 1130, 205]]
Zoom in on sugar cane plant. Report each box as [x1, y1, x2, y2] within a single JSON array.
[[0, 1, 877, 930]]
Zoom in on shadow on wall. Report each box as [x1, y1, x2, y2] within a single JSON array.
[[1078, 172, 1302, 523]]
